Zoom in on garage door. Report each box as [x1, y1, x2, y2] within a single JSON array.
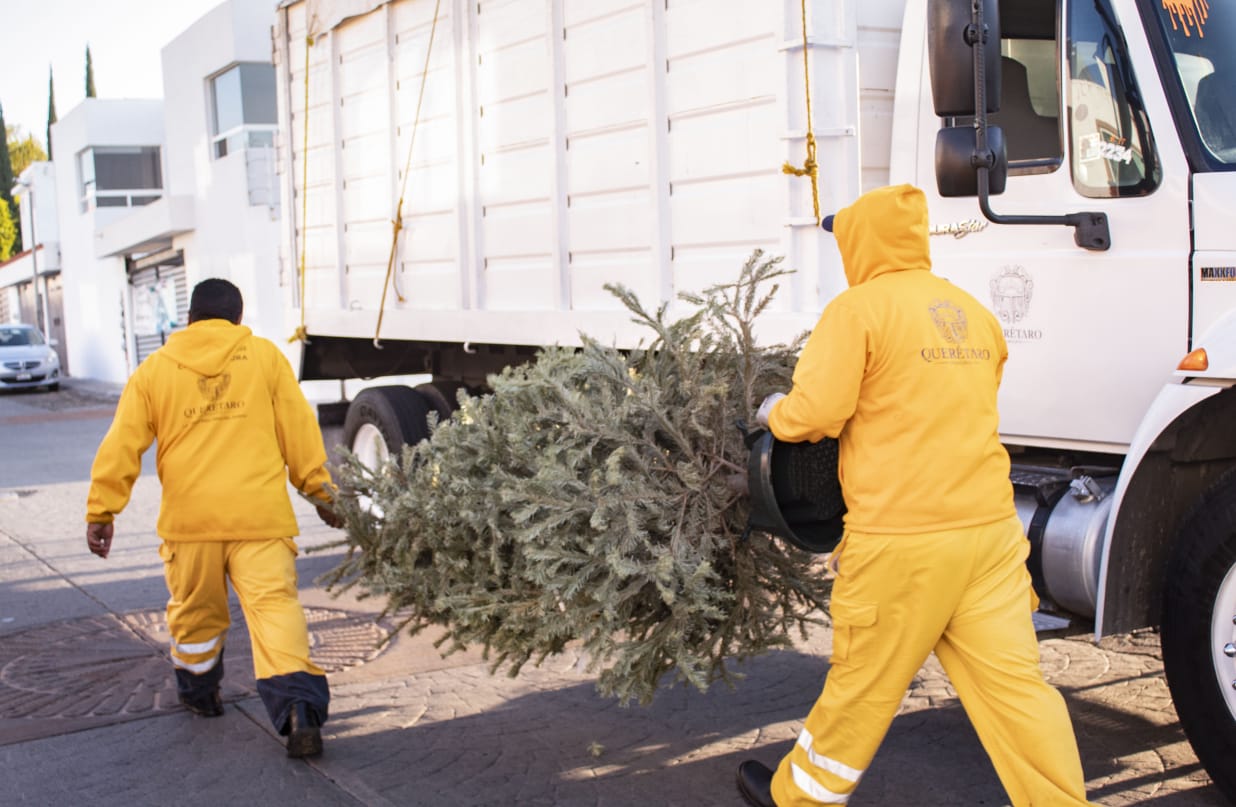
[[128, 256, 188, 365]]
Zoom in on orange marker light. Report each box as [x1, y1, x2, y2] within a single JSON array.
[[1178, 348, 1209, 371]]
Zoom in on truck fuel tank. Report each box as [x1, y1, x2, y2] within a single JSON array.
[[1011, 465, 1118, 619]]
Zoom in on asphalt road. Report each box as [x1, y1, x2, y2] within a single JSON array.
[[0, 378, 1229, 806]]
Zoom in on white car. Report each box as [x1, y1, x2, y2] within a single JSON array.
[[0, 324, 61, 392]]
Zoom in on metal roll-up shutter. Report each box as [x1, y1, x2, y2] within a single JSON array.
[[128, 252, 189, 365]]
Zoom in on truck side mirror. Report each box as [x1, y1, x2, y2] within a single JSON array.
[[928, 0, 1002, 116], [936, 125, 1008, 196]]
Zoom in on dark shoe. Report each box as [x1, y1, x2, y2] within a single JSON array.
[[179, 690, 224, 718], [736, 760, 776, 807], [286, 702, 323, 758]]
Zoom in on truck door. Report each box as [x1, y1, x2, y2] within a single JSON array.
[[911, 0, 1191, 451]]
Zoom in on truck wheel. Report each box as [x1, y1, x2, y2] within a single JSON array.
[[414, 382, 461, 422], [1161, 470, 1236, 803], [342, 386, 433, 469]]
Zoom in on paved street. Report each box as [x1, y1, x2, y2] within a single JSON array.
[[0, 378, 1228, 806]]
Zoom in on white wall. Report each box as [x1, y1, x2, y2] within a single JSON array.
[[0, 162, 61, 317], [15, 162, 60, 248], [52, 99, 166, 384]]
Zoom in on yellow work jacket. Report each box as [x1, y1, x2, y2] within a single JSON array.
[[86, 320, 334, 541], [768, 184, 1015, 533]]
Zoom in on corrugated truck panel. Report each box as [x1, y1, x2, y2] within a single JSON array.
[[276, 0, 882, 347]]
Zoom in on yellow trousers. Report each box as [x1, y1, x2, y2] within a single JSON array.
[[770, 515, 1094, 806], [159, 537, 324, 681]]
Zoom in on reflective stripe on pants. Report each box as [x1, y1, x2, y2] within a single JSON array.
[[159, 538, 325, 682]]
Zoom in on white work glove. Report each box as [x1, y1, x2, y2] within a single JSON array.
[[756, 392, 786, 428]]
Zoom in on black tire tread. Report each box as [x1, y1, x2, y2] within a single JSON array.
[[1161, 467, 1236, 803], [414, 382, 459, 423]]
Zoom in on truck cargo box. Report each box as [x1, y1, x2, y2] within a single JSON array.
[[272, 0, 902, 356]]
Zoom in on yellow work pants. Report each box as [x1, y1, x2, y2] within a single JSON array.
[[770, 514, 1094, 806], [159, 537, 324, 681]]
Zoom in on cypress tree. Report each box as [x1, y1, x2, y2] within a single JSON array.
[[85, 45, 97, 98], [0, 101, 20, 255], [323, 253, 833, 705], [47, 66, 57, 160], [0, 193, 16, 261]]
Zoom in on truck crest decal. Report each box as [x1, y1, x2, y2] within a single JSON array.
[[929, 300, 968, 344], [990, 266, 1034, 324]]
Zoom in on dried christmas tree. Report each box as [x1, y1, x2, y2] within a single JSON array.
[[321, 250, 833, 705]]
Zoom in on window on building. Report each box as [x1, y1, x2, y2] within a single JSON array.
[[210, 63, 277, 159], [77, 146, 164, 212]]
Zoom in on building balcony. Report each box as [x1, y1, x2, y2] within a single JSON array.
[[94, 194, 196, 259]]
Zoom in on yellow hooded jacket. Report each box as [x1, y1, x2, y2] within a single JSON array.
[[768, 184, 1015, 533], [86, 320, 334, 541]]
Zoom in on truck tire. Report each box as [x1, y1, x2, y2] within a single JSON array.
[[1161, 470, 1236, 803], [342, 386, 433, 469], [414, 382, 461, 422]]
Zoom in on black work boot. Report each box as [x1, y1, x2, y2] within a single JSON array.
[[285, 702, 323, 758], [179, 690, 224, 717], [174, 650, 225, 717], [735, 760, 776, 807]]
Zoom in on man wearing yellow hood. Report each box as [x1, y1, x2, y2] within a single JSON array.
[[736, 185, 1093, 806], [85, 278, 341, 759]]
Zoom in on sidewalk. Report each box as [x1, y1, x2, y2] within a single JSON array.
[[0, 378, 1225, 806]]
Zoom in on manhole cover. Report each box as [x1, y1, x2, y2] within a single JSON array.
[[0, 605, 386, 724]]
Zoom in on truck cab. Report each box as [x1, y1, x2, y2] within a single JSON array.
[[905, 0, 1236, 796]]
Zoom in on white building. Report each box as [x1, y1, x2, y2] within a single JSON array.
[[0, 161, 63, 368], [53, 98, 170, 382], [6, 0, 286, 385]]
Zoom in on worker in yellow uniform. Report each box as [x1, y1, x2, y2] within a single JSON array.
[[735, 185, 1094, 806], [85, 278, 343, 759]]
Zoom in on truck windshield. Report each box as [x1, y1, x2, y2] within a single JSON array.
[[1145, 0, 1236, 167]]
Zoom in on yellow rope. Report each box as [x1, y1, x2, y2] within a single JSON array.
[[374, 0, 442, 348], [290, 33, 315, 344], [781, 0, 820, 225]]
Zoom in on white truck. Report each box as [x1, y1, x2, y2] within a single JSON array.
[[271, 0, 1236, 797]]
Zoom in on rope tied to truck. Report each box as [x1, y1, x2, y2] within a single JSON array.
[[373, 0, 442, 350], [782, 0, 820, 225], [289, 32, 316, 345]]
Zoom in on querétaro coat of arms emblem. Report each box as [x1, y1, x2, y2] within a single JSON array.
[[990, 265, 1034, 323], [197, 373, 231, 403], [929, 300, 968, 344]]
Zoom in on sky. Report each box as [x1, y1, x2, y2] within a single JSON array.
[[1, 0, 232, 145]]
